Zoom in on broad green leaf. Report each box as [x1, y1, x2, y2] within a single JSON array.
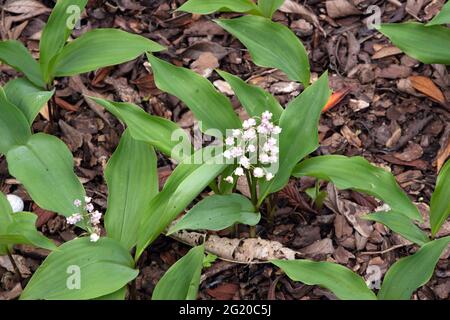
[[0, 193, 13, 255], [378, 236, 450, 300], [4, 78, 54, 125], [136, 149, 228, 260], [363, 211, 429, 246], [216, 15, 310, 85], [272, 259, 377, 300], [428, 1, 450, 25], [292, 155, 421, 221], [147, 54, 241, 136], [0, 212, 57, 251], [258, 72, 330, 203], [258, 0, 284, 18], [6, 133, 86, 218], [105, 129, 158, 251], [0, 88, 31, 155], [379, 23, 450, 65], [168, 193, 259, 234], [52, 29, 165, 77], [94, 287, 127, 300], [430, 160, 450, 236], [88, 97, 191, 161], [39, 0, 88, 82], [21, 237, 138, 300], [178, 0, 259, 14], [0, 40, 45, 87], [217, 70, 283, 122], [152, 245, 204, 300]]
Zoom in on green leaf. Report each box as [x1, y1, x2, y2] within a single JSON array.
[[0, 212, 57, 251], [105, 129, 158, 251], [379, 23, 450, 65], [0, 40, 45, 87], [52, 29, 165, 77], [272, 259, 377, 300], [216, 15, 310, 85], [363, 211, 429, 246], [0, 88, 32, 155], [168, 193, 259, 234], [136, 149, 228, 260], [258, 72, 330, 203], [4, 78, 54, 125], [152, 245, 204, 300], [178, 0, 260, 14], [6, 133, 86, 218], [0, 193, 13, 255], [378, 236, 450, 300], [430, 160, 450, 236], [39, 0, 88, 82], [203, 253, 217, 268], [21, 237, 138, 300], [428, 1, 450, 25], [258, 0, 284, 18], [94, 287, 126, 300], [147, 54, 241, 136], [217, 70, 283, 122], [292, 155, 421, 221], [87, 97, 191, 161]]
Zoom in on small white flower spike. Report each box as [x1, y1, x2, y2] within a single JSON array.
[[73, 199, 82, 207], [265, 172, 274, 181], [85, 196, 92, 203], [90, 233, 100, 242], [6, 194, 24, 213], [224, 176, 234, 184], [253, 167, 265, 178], [234, 167, 244, 176], [66, 213, 83, 225], [225, 136, 234, 146]]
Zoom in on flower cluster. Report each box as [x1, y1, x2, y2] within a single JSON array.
[[223, 111, 281, 184], [66, 196, 102, 242]]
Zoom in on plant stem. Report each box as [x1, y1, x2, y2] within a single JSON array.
[[209, 179, 220, 194], [245, 171, 259, 238], [266, 196, 274, 224], [7, 248, 22, 280]]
